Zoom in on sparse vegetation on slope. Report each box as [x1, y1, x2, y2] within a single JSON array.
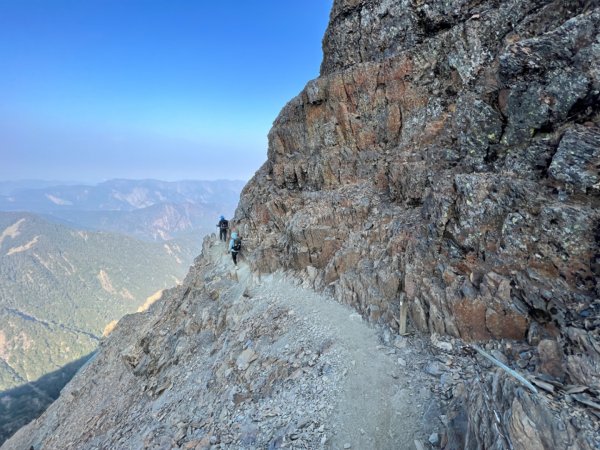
[[0, 211, 193, 391]]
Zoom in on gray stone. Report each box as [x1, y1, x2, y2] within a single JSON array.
[[425, 362, 445, 377], [549, 126, 600, 192], [537, 339, 565, 380], [435, 341, 453, 352], [393, 336, 408, 349], [429, 432, 440, 446], [236, 349, 257, 371]]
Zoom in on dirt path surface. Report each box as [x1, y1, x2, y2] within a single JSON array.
[[213, 241, 443, 449]]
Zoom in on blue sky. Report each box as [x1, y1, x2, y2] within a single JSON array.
[[0, 0, 333, 182]]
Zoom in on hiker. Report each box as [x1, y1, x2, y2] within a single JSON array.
[[217, 215, 229, 242], [229, 231, 242, 265]]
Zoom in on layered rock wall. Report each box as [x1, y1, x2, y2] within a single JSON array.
[[235, 0, 600, 447], [238, 0, 599, 349]]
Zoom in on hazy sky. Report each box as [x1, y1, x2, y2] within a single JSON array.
[[0, 0, 333, 182]]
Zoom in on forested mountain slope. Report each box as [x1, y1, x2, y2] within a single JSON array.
[[0, 211, 192, 390]]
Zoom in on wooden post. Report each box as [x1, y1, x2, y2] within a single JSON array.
[[399, 294, 408, 336]]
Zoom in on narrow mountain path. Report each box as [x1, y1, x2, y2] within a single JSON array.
[[208, 240, 443, 449]]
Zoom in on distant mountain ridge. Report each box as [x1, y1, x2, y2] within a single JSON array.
[[0, 179, 245, 211], [0, 179, 245, 241], [43, 202, 217, 242], [0, 181, 82, 196]]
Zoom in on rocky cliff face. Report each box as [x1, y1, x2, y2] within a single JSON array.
[[234, 0, 600, 447], [3, 1, 599, 449], [240, 0, 599, 340]]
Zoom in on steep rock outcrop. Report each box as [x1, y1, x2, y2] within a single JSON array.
[[234, 0, 600, 448], [238, 0, 599, 360]]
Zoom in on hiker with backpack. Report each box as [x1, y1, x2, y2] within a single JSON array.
[[217, 215, 229, 242], [229, 231, 242, 265]]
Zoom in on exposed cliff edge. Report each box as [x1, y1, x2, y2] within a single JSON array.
[[3, 1, 599, 449], [3, 239, 446, 449], [233, 0, 599, 447]]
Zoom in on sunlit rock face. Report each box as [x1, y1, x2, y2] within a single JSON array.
[[239, 0, 599, 343], [236, 1, 599, 447]]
